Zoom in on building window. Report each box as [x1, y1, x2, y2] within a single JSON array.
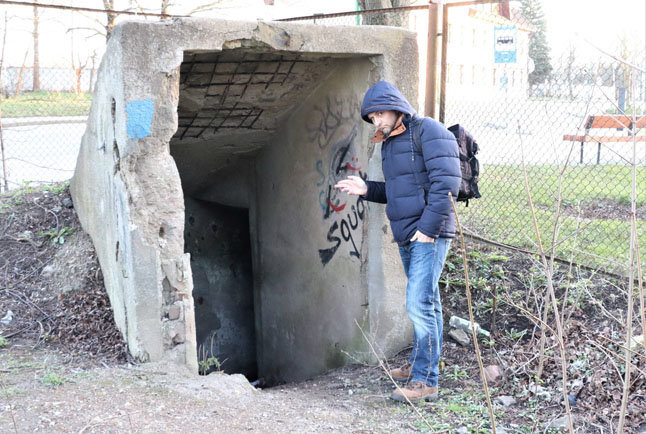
[[472, 65, 476, 86], [459, 64, 464, 85], [472, 28, 477, 48]]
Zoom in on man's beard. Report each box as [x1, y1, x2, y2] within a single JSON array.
[[381, 126, 393, 136]]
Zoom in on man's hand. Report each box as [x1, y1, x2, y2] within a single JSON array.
[[334, 176, 368, 196], [411, 230, 435, 243]]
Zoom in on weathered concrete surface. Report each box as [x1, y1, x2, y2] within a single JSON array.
[[71, 18, 419, 382]]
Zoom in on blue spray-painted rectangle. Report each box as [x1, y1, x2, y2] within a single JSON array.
[[126, 98, 154, 139]]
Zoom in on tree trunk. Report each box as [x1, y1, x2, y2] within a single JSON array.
[[32, 2, 40, 92], [88, 52, 97, 93], [161, 0, 170, 19], [75, 67, 81, 94], [0, 13, 7, 98], [103, 0, 116, 41], [0, 14, 7, 191], [15, 51, 28, 97], [358, 0, 411, 27]]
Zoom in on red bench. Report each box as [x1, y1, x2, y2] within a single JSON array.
[[563, 115, 646, 164]]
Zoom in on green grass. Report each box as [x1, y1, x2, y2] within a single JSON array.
[[1, 91, 92, 117], [461, 164, 645, 272], [40, 371, 66, 388]]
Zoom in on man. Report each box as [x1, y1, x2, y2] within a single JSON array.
[[334, 81, 461, 402]]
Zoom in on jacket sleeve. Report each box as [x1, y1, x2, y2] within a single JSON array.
[[416, 119, 461, 238], [363, 180, 387, 204]]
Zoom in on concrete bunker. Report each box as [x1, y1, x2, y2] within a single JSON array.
[[71, 19, 419, 384]]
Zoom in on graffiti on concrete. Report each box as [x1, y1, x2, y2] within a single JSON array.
[[308, 95, 367, 266], [306, 95, 355, 150], [318, 195, 366, 266]]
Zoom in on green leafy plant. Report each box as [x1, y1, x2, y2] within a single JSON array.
[[39, 226, 74, 245], [42, 181, 70, 195], [505, 328, 528, 340], [197, 333, 223, 375], [40, 372, 65, 388], [0, 336, 8, 348], [198, 356, 221, 375], [446, 365, 468, 381]]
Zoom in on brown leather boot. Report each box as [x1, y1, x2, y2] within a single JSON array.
[[389, 362, 412, 381], [390, 381, 439, 403]]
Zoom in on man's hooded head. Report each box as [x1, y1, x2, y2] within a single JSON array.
[[361, 81, 416, 124]]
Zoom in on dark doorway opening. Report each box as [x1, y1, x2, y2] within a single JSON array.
[[184, 197, 257, 380]]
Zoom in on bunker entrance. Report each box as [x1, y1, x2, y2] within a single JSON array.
[[184, 198, 256, 378], [170, 46, 373, 384]]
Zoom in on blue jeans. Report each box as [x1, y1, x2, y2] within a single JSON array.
[[398, 238, 451, 387]]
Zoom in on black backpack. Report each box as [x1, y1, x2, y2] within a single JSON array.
[[412, 120, 481, 206]]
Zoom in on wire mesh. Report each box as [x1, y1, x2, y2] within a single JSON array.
[[282, 5, 646, 273], [0, 66, 94, 191], [1, 3, 644, 273], [439, 7, 646, 274]]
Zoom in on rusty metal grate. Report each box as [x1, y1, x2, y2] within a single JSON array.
[[176, 50, 311, 139]]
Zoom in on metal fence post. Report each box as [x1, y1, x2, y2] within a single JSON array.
[[424, 2, 439, 118], [439, 3, 449, 124]]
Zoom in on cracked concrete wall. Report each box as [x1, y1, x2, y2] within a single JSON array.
[[72, 18, 419, 380]]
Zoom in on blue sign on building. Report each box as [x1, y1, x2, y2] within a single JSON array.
[[494, 25, 517, 64]]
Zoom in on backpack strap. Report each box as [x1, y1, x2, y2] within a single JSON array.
[[408, 117, 428, 191]]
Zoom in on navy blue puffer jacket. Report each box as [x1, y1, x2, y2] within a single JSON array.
[[361, 81, 461, 242]]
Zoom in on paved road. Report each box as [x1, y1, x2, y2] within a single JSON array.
[[1, 117, 87, 190]]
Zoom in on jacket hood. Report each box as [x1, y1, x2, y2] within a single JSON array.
[[361, 81, 416, 123]]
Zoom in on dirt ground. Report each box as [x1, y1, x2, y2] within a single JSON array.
[[1, 183, 646, 433]]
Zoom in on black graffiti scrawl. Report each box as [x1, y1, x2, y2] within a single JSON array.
[[308, 94, 366, 266]]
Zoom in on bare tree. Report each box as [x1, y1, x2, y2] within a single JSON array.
[[0, 12, 7, 97], [88, 51, 97, 93], [0, 12, 8, 192], [71, 40, 88, 94], [103, 0, 117, 41], [32, 1, 40, 92], [565, 45, 576, 101], [161, 0, 171, 19], [15, 50, 29, 97], [186, 2, 224, 16]]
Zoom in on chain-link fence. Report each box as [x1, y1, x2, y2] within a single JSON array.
[[0, 66, 95, 191], [1, 2, 644, 273], [282, 4, 646, 273], [0, 1, 167, 193], [438, 5, 645, 274]]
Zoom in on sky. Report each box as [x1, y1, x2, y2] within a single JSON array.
[[0, 0, 644, 67], [541, 0, 645, 60]]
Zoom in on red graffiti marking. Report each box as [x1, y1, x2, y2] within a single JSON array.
[[345, 162, 361, 171], [328, 200, 346, 212]]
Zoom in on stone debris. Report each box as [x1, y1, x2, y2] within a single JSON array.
[[484, 364, 503, 385], [448, 328, 471, 346], [495, 395, 516, 407], [544, 415, 575, 431]]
